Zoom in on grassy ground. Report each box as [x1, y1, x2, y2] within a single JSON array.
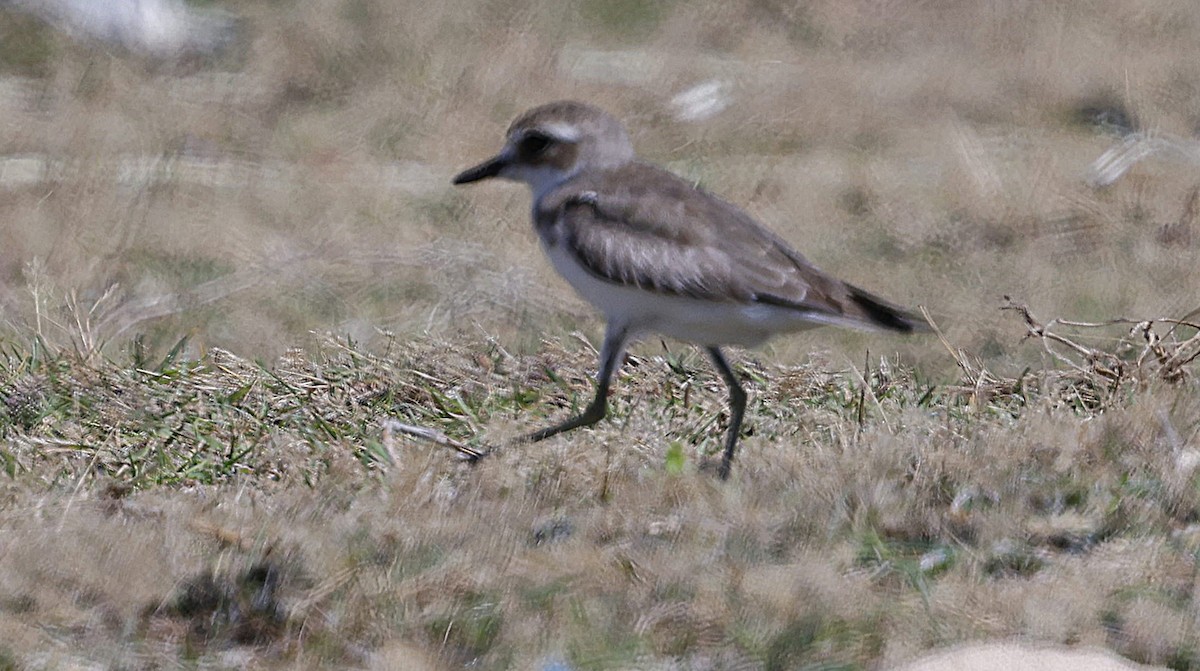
[[0, 326, 1197, 669], [2, 0, 1200, 668]]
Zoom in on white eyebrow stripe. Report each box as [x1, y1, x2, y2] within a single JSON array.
[[538, 122, 582, 143]]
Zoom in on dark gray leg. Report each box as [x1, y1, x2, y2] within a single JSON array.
[[706, 346, 746, 480], [522, 322, 630, 443]]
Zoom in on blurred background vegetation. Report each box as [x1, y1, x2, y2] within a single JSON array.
[[2, 0, 1196, 373]]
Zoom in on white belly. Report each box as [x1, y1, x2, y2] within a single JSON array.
[[544, 242, 829, 347]]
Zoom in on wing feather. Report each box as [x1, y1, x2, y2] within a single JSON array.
[[537, 162, 927, 332]]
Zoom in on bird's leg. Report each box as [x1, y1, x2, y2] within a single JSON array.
[[706, 346, 747, 480], [520, 323, 630, 444]]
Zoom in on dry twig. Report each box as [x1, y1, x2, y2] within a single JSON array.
[[382, 418, 488, 460], [1002, 296, 1199, 384]]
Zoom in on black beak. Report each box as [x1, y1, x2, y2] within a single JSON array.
[[452, 155, 506, 185]]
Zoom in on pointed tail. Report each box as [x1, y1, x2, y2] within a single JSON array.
[[847, 285, 931, 334]]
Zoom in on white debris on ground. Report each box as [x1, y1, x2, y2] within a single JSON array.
[[1087, 132, 1200, 188], [2, 0, 235, 55], [0, 155, 444, 197], [888, 643, 1163, 671], [670, 80, 731, 122]]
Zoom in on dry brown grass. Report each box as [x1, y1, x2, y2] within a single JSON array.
[[0, 329, 1196, 668], [2, 0, 1200, 668]]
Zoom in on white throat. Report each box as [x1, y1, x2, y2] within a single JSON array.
[[504, 162, 579, 203]]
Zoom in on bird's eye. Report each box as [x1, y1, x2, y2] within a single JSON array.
[[519, 133, 552, 157]]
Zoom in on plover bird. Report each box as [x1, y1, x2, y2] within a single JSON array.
[[453, 101, 927, 479]]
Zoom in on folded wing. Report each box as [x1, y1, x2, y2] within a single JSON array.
[[538, 163, 927, 333]]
